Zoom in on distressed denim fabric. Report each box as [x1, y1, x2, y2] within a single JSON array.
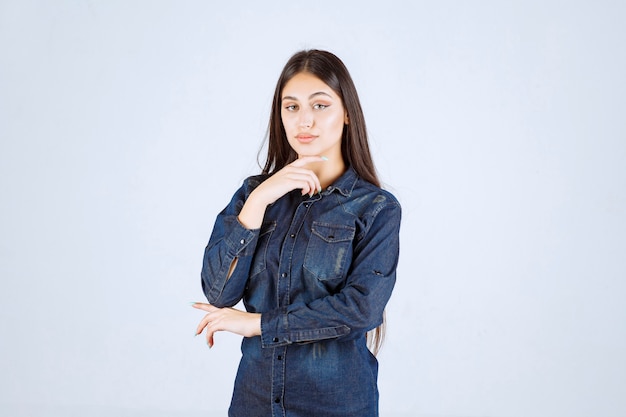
[[201, 167, 401, 417]]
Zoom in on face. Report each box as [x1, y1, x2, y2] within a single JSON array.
[[281, 72, 348, 160]]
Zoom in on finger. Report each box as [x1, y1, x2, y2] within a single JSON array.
[[195, 310, 218, 335], [191, 302, 215, 312], [205, 321, 217, 348], [294, 177, 315, 196], [303, 175, 320, 195], [283, 170, 321, 195], [195, 315, 211, 336], [290, 155, 328, 168]]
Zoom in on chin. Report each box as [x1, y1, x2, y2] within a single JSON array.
[[293, 147, 319, 158]]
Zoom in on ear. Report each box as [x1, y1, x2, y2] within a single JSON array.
[[344, 112, 349, 125]]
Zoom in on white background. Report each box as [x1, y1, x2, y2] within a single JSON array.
[[1, 1, 625, 416]]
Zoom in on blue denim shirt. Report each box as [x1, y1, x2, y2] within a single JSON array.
[[201, 167, 401, 417]]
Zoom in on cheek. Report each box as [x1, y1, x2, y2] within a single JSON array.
[[324, 112, 345, 131], [280, 114, 293, 133]]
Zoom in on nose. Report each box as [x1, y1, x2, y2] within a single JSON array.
[[298, 109, 313, 128]]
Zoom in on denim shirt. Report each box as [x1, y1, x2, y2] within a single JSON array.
[[201, 167, 401, 417]]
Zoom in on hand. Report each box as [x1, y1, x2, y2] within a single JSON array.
[[238, 156, 326, 229], [256, 155, 327, 203], [192, 302, 261, 348]]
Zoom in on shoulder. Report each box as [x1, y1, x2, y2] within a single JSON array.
[[352, 177, 401, 215], [335, 176, 401, 238], [241, 174, 270, 196], [344, 179, 401, 242]]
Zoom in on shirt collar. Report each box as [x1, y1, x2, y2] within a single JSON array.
[[324, 166, 359, 197]]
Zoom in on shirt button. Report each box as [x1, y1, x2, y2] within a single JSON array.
[[290, 233, 295, 238], [273, 337, 279, 343], [240, 239, 245, 245], [277, 355, 283, 360], [281, 272, 287, 278], [274, 397, 281, 403]]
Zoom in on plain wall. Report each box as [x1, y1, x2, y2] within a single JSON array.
[[1, 1, 625, 416]]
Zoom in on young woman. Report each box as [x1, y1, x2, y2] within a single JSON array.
[[192, 49, 401, 417]]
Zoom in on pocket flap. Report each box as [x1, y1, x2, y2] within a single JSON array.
[[311, 222, 355, 243]]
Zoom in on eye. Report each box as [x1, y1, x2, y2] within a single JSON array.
[[313, 103, 329, 110], [284, 104, 298, 111]]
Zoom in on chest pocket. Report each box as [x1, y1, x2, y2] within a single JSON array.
[[250, 221, 277, 278], [304, 222, 355, 281]]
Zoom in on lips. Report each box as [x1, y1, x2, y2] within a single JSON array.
[[295, 134, 317, 143]]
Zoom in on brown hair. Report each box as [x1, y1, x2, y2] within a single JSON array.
[[261, 49, 385, 354]]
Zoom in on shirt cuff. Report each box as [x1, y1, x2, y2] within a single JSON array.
[[260, 308, 351, 348], [224, 216, 259, 257], [260, 307, 290, 348]]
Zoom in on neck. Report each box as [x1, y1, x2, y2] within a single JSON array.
[[308, 157, 346, 190]]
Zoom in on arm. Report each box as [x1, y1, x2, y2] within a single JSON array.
[[196, 157, 326, 346], [260, 200, 401, 348], [202, 156, 326, 306], [200, 181, 261, 307]]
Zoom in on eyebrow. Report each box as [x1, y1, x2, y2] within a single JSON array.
[[281, 91, 333, 101]]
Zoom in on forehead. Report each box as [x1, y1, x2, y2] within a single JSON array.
[[281, 72, 338, 99]]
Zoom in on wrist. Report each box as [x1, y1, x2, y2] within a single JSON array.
[[252, 313, 262, 337], [238, 190, 269, 229]]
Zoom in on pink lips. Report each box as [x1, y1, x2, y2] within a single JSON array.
[[295, 134, 317, 143]]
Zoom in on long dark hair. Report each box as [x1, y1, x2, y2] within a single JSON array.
[[261, 49, 386, 354]]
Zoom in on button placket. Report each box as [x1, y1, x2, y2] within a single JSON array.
[[271, 346, 287, 415], [277, 200, 310, 308], [271, 200, 310, 413]]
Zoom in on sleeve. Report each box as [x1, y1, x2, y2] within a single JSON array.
[[260, 199, 401, 348], [201, 180, 261, 307]]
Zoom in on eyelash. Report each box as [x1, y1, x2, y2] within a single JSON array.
[[284, 103, 329, 111]]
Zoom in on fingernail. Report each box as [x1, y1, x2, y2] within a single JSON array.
[[189, 302, 196, 306], [321, 156, 328, 161], [318, 187, 322, 194]]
